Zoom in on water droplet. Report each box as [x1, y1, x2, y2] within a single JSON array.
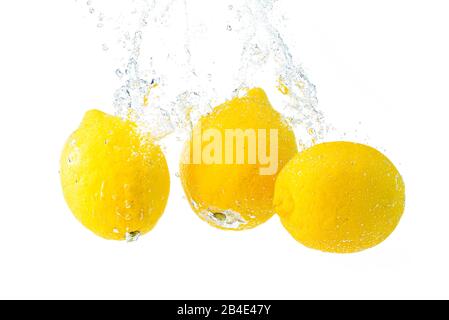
[[115, 69, 124, 78]]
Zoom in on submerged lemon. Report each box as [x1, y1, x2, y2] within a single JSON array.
[[60, 110, 170, 240], [180, 88, 298, 230], [274, 142, 405, 253]]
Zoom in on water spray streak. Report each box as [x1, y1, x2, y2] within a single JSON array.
[[75, 0, 327, 147]]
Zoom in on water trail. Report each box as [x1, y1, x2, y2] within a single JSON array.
[[75, 0, 328, 147]]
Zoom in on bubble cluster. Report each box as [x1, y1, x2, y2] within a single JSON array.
[[75, 0, 328, 146]]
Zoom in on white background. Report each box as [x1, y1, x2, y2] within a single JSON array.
[[0, 0, 448, 300]]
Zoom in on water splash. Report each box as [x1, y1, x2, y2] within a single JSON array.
[[75, 0, 327, 146]]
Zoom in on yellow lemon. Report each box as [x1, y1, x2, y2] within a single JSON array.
[[60, 110, 170, 241], [274, 142, 405, 253], [180, 88, 298, 230]]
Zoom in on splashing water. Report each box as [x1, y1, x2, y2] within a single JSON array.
[[75, 0, 327, 147]]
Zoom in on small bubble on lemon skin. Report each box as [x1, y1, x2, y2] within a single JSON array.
[[60, 109, 170, 241], [274, 141, 406, 254]]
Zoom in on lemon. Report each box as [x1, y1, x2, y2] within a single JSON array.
[[274, 142, 405, 253], [60, 110, 170, 240], [180, 88, 298, 230]]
